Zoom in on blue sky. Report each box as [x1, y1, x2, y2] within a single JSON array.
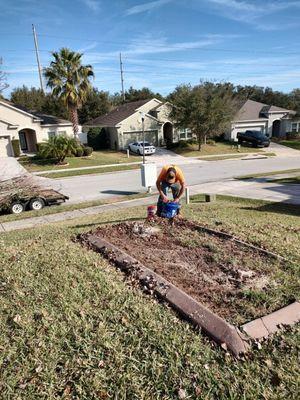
[[1, 0, 300, 97]]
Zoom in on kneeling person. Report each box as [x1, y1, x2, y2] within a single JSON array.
[[156, 165, 185, 216]]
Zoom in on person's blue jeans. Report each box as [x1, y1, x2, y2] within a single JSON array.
[[157, 181, 181, 216]]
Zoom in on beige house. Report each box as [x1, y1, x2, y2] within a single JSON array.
[[0, 99, 76, 157], [84, 98, 192, 150], [228, 99, 299, 141]]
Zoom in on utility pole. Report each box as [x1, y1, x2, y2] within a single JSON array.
[[32, 24, 44, 93], [119, 52, 125, 102]]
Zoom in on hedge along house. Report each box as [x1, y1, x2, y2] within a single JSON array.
[[228, 99, 299, 141], [0, 99, 77, 157], [84, 98, 192, 150]]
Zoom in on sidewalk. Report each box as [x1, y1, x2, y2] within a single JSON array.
[[0, 196, 157, 233], [32, 161, 142, 175], [1, 179, 299, 233]]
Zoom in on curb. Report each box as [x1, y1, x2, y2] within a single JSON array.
[[85, 234, 250, 357]]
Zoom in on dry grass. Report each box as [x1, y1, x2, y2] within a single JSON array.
[[0, 197, 299, 399]]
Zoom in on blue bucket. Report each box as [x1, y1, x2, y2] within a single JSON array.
[[161, 202, 180, 218]]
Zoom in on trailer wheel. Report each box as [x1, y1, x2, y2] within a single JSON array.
[[10, 202, 25, 214], [29, 197, 45, 211]]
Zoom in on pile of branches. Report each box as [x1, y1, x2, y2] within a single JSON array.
[[0, 176, 47, 211]]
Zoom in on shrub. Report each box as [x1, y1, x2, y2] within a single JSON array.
[[39, 136, 78, 163], [83, 146, 93, 156], [206, 139, 216, 145], [76, 147, 84, 157], [11, 139, 20, 157], [87, 127, 109, 150], [286, 132, 300, 140], [177, 140, 189, 148], [187, 138, 197, 145]]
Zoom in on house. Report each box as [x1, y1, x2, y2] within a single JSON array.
[[228, 99, 299, 141], [0, 99, 81, 157], [84, 98, 192, 150]]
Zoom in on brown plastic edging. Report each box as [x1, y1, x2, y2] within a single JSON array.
[[86, 234, 250, 357], [192, 222, 287, 262]]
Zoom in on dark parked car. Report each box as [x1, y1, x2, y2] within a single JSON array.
[[237, 130, 270, 147]]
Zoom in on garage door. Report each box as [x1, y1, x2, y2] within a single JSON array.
[[123, 130, 158, 147], [0, 137, 11, 157], [235, 126, 264, 133]]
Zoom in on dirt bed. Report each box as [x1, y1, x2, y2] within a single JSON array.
[[89, 219, 284, 325]]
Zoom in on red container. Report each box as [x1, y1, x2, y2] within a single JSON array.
[[147, 205, 156, 219]]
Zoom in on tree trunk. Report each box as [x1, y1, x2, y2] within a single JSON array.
[[204, 135, 207, 145], [69, 105, 79, 139], [197, 134, 202, 151]]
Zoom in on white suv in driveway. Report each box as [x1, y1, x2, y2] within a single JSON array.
[[128, 141, 156, 155]]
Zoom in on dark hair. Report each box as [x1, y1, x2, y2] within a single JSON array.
[[167, 167, 176, 175]]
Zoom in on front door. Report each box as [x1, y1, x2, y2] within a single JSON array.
[[19, 132, 28, 151]]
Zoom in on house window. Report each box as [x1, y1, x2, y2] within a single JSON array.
[[179, 129, 186, 139], [48, 131, 56, 139], [179, 128, 192, 139], [186, 128, 192, 138], [291, 123, 298, 132], [58, 130, 67, 136]]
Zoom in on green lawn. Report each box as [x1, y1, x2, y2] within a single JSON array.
[[172, 141, 262, 157], [0, 197, 299, 398], [278, 140, 300, 150], [199, 153, 276, 161], [39, 164, 140, 179], [19, 150, 141, 172], [236, 168, 300, 180]]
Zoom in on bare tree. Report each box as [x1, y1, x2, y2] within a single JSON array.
[[0, 58, 9, 94]]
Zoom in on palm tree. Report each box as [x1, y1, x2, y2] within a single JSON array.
[[44, 48, 94, 138]]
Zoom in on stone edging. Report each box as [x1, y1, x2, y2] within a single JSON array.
[[242, 301, 300, 340], [85, 234, 250, 357]]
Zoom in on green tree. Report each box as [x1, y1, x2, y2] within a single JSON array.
[[10, 85, 69, 119], [42, 94, 69, 120], [40, 135, 78, 164], [290, 89, 300, 115], [78, 88, 111, 124], [11, 85, 46, 110], [111, 86, 164, 105], [44, 48, 94, 137], [170, 82, 237, 150]]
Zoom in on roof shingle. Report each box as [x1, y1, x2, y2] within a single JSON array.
[[234, 99, 294, 121], [86, 99, 151, 126]]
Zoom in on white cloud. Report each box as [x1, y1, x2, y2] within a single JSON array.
[[122, 33, 240, 55], [77, 42, 99, 53], [125, 0, 171, 16], [204, 0, 300, 30], [81, 0, 100, 12]]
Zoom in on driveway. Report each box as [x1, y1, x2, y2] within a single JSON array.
[[189, 178, 300, 205], [0, 157, 27, 181], [144, 148, 199, 165], [263, 142, 299, 157]]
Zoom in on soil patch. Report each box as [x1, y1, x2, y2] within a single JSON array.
[[87, 219, 282, 325]]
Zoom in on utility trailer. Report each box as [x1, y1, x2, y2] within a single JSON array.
[[0, 177, 69, 215], [6, 190, 69, 214]]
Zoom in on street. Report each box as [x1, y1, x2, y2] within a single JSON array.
[[54, 155, 300, 204]]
